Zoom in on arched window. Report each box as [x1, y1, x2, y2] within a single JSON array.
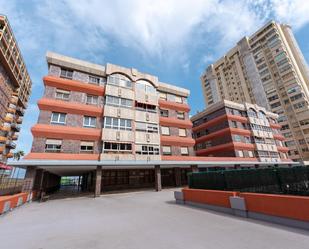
[[248, 108, 257, 118], [135, 80, 156, 94], [258, 110, 266, 120], [108, 73, 132, 88]]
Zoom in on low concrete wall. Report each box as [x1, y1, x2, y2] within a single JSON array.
[[0, 191, 36, 215], [239, 192, 309, 222], [178, 188, 309, 230], [182, 188, 238, 208]]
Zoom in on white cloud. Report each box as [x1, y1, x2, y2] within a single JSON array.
[[1, 0, 309, 154]]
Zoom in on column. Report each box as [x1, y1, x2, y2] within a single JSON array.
[[191, 165, 199, 173], [22, 166, 37, 192], [94, 166, 102, 198], [35, 169, 45, 194], [174, 167, 181, 187], [154, 165, 162, 191]]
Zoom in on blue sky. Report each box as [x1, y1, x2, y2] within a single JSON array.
[[1, 0, 309, 155]]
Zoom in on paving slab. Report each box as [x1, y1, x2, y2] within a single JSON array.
[[0, 189, 308, 249]]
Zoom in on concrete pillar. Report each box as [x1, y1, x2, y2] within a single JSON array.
[[154, 165, 162, 191], [191, 165, 199, 173], [174, 167, 181, 187], [94, 166, 102, 198], [35, 169, 45, 194], [22, 166, 37, 192]]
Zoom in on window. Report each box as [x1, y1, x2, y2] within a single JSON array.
[[104, 142, 132, 152], [86, 95, 98, 105], [160, 109, 169, 117], [88, 75, 100, 85], [270, 101, 281, 109], [55, 89, 70, 100], [159, 92, 167, 100], [236, 150, 244, 157], [180, 147, 189, 155], [161, 126, 170, 135], [135, 102, 156, 113], [136, 80, 156, 93], [83, 116, 96, 128], [104, 117, 132, 130], [233, 135, 242, 142], [45, 139, 62, 153], [136, 145, 160, 155], [60, 68, 73, 79], [135, 122, 158, 133], [231, 121, 237, 128], [80, 141, 94, 153], [175, 95, 182, 103], [105, 95, 133, 108], [294, 101, 306, 110], [162, 146, 171, 155], [248, 151, 254, 157], [51, 112, 66, 125], [177, 112, 185, 120], [179, 128, 186, 137], [107, 74, 132, 88]]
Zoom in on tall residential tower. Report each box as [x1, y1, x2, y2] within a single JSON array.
[[201, 21, 309, 162], [0, 15, 31, 163]]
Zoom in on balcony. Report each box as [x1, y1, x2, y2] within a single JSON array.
[[9, 96, 18, 105], [6, 140, 16, 149], [16, 106, 25, 116], [1, 123, 11, 132], [11, 133, 18, 140], [4, 113, 14, 123], [11, 123, 20, 132], [16, 116, 23, 124]]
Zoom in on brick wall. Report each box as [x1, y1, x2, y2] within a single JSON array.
[[31, 137, 102, 154], [37, 110, 102, 129]]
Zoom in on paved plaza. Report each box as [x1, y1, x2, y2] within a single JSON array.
[[0, 189, 309, 249]]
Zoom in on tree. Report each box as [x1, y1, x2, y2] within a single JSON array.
[[13, 150, 24, 161]]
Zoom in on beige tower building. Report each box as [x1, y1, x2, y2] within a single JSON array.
[[201, 21, 309, 162]]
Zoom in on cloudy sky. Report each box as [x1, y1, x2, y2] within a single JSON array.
[[1, 0, 309, 154]]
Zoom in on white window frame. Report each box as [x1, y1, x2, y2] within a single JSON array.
[[45, 139, 62, 153], [162, 146, 172, 155], [80, 141, 94, 153], [51, 112, 66, 125], [136, 145, 160, 155], [105, 95, 133, 108], [104, 117, 132, 130], [176, 111, 185, 120], [86, 94, 99, 105], [107, 74, 132, 88], [55, 89, 70, 101], [83, 116, 96, 128], [135, 122, 158, 133], [161, 126, 170, 136], [175, 95, 183, 103], [179, 128, 186, 137], [159, 92, 167, 100], [88, 75, 100, 85], [180, 147, 189, 155], [60, 68, 73, 79], [103, 142, 132, 153]]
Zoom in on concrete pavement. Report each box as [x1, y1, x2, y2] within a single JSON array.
[[0, 189, 308, 249]]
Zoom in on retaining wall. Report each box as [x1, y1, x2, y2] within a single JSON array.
[[176, 188, 309, 230]]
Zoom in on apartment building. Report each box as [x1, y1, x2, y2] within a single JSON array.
[[25, 52, 195, 191], [201, 21, 309, 162], [0, 15, 31, 163], [191, 100, 289, 163]]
